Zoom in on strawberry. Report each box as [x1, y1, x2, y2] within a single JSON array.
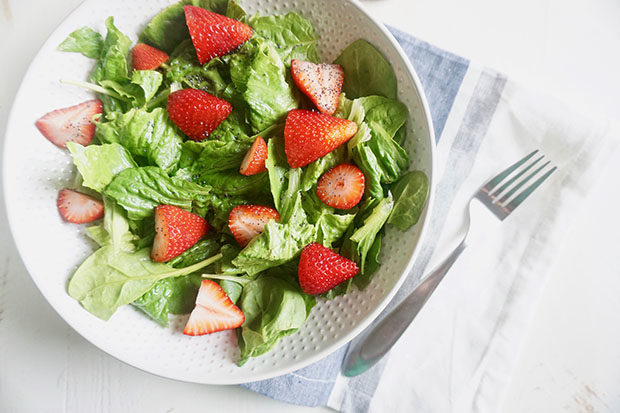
[[35, 99, 102, 148], [228, 205, 280, 247], [239, 136, 268, 176], [151, 205, 209, 263], [284, 109, 358, 168], [167, 89, 232, 141], [131, 43, 169, 71], [298, 243, 359, 295], [57, 189, 104, 224], [184, 5, 253, 65], [183, 279, 245, 336], [290, 59, 344, 115], [316, 163, 365, 209]]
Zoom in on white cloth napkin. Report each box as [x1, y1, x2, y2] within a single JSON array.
[[327, 61, 618, 412]]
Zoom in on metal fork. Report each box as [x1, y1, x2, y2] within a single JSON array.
[[342, 150, 557, 377]]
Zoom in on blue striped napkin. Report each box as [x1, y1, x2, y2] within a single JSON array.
[[242, 28, 616, 412]]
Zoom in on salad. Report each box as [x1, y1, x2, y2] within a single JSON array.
[[35, 0, 429, 365]]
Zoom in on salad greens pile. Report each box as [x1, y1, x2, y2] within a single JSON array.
[[58, 0, 429, 365]]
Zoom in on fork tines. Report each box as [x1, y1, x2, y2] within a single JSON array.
[[481, 150, 557, 215]]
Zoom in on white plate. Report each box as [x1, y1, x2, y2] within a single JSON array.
[[2, 0, 435, 384]]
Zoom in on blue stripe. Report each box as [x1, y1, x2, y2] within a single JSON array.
[[389, 27, 470, 141]]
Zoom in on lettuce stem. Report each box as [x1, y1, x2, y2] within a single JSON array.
[[59, 78, 131, 102]]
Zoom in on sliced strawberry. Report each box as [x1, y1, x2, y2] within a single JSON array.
[[291, 59, 344, 115], [316, 164, 365, 209], [183, 280, 245, 336], [132, 43, 169, 71], [167, 89, 232, 141], [298, 243, 359, 295], [284, 109, 358, 168], [228, 205, 280, 247], [35, 99, 102, 148], [57, 189, 104, 224], [151, 205, 209, 263], [184, 5, 253, 65], [240, 136, 268, 176]]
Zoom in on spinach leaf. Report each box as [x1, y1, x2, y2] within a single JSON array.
[[67, 142, 137, 192], [67, 247, 221, 320], [230, 38, 299, 132], [58, 26, 103, 59], [334, 39, 397, 100], [388, 170, 429, 230], [237, 276, 316, 365], [248, 12, 318, 65], [132, 273, 203, 326], [139, 0, 229, 54], [359, 96, 408, 137], [90, 17, 132, 85], [95, 108, 183, 173], [168, 236, 221, 268]]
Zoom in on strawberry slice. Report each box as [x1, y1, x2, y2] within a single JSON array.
[[298, 243, 359, 295], [184, 5, 253, 65], [284, 109, 358, 168], [167, 89, 232, 141], [290, 59, 344, 115], [57, 189, 104, 224], [35, 99, 102, 148], [239, 136, 268, 176], [151, 205, 209, 263], [316, 163, 365, 209], [132, 43, 169, 71], [183, 279, 245, 336], [228, 205, 280, 247]]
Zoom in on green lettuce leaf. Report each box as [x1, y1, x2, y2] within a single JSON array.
[[334, 39, 397, 100], [90, 17, 131, 84], [342, 196, 393, 288], [237, 275, 316, 365], [230, 38, 299, 132], [67, 142, 137, 192], [265, 136, 289, 211], [232, 192, 314, 276], [248, 12, 318, 64], [388, 170, 429, 230], [168, 236, 221, 268], [67, 247, 221, 320], [95, 108, 183, 173], [58, 26, 103, 59]]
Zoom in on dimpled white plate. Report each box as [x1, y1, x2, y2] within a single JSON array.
[[3, 0, 435, 384]]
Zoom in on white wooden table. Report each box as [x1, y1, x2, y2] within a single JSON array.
[[2, 0, 620, 411]]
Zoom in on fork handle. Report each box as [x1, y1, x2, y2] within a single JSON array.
[[342, 239, 467, 377]]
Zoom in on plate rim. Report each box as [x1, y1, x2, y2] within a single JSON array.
[[2, 0, 437, 384]]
